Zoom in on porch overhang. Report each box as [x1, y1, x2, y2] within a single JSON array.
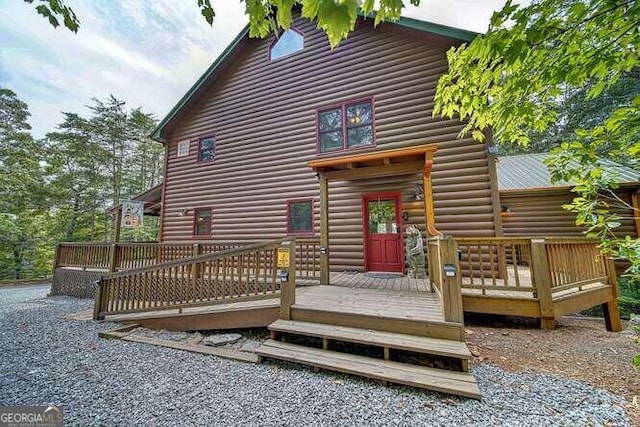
[[307, 145, 437, 181], [307, 144, 440, 285]]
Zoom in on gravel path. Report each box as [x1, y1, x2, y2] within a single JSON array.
[[0, 285, 631, 426]]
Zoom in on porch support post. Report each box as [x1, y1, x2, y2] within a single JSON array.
[[319, 174, 330, 285], [530, 239, 555, 329], [632, 187, 640, 238], [112, 205, 122, 242], [603, 256, 622, 332], [423, 152, 440, 237]]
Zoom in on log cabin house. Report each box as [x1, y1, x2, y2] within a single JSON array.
[[51, 14, 627, 399]]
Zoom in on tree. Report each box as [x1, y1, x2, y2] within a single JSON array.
[[0, 88, 48, 279], [44, 112, 110, 241], [498, 76, 640, 157], [432, 0, 639, 275]]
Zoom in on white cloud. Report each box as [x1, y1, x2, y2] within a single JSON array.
[[0, 0, 506, 138]]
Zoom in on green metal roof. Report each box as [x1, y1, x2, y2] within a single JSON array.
[[151, 15, 478, 142], [497, 153, 640, 190]]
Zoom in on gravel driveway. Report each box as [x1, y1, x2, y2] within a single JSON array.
[[0, 285, 630, 426]]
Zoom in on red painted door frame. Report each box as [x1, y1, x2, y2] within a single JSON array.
[[362, 192, 404, 272]]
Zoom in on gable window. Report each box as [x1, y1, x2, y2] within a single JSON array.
[[269, 29, 304, 61], [198, 136, 215, 162], [193, 208, 212, 237], [287, 200, 313, 235], [177, 140, 190, 157], [318, 99, 375, 153]]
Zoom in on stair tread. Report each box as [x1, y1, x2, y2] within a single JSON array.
[[269, 319, 471, 359], [256, 339, 481, 399]]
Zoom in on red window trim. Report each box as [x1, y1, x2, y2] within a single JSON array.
[[192, 207, 213, 239], [197, 134, 216, 164], [315, 97, 376, 155], [267, 27, 305, 62], [286, 199, 315, 236]]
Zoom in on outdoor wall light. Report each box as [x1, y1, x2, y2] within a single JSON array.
[[178, 209, 189, 217], [413, 183, 424, 201], [402, 212, 410, 222], [501, 205, 512, 214]]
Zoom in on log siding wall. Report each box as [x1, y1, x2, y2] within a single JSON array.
[[500, 188, 638, 238], [161, 17, 498, 271]]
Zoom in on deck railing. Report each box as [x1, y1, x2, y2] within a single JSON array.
[[295, 238, 321, 282], [55, 239, 320, 280], [56, 243, 113, 270], [544, 238, 608, 295], [93, 239, 293, 319], [455, 237, 535, 297], [452, 237, 613, 298]]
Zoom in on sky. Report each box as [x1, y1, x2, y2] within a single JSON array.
[[0, 0, 507, 138]]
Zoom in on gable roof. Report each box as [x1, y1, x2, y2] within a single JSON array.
[[497, 153, 640, 190], [150, 15, 478, 142]]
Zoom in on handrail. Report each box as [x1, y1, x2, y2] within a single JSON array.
[[55, 238, 321, 278], [93, 238, 294, 320], [107, 239, 283, 278]]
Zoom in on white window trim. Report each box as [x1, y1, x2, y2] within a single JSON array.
[[177, 140, 190, 157]]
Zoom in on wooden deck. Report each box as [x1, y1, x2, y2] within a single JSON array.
[[328, 271, 431, 292], [101, 267, 614, 332], [105, 280, 444, 331]]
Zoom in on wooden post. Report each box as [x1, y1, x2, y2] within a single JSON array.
[[108, 243, 119, 273], [192, 243, 201, 278], [319, 174, 330, 285], [439, 236, 464, 326], [52, 244, 62, 272], [192, 243, 201, 296], [530, 239, 555, 329], [632, 187, 640, 238], [93, 280, 104, 320], [112, 205, 122, 242], [279, 240, 297, 320], [423, 152, 438, 237], [603, 256, 622, 332]]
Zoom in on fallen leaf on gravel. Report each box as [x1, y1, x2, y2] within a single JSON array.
[[502, 332, 509, 336], [465, 329, 474, 335], [470, 348, 481, 357], [332, 379, 344, 385]]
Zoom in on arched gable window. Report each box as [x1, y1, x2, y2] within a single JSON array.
[[269, 28, 304, 60]]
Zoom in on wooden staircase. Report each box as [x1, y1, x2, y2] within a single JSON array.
[[256, 317, 481, 399]]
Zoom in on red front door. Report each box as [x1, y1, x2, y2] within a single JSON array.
[[363, 193, 403, 272]]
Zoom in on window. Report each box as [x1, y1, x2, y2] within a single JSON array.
[[177, 140, 190, 157], [317, 99, 374, 153], [198, 136, 215, 162], [269, 29, 304, 60], [287, 200, 313, 234], [193, 208, 212, 237]]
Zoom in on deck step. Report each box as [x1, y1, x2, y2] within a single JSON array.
[[269, 319, 471, 360], [290, 307, 464, 341], [256, 339, 481, 399]]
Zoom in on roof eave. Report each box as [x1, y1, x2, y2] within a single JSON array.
[[392, 14, 478, 42]]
